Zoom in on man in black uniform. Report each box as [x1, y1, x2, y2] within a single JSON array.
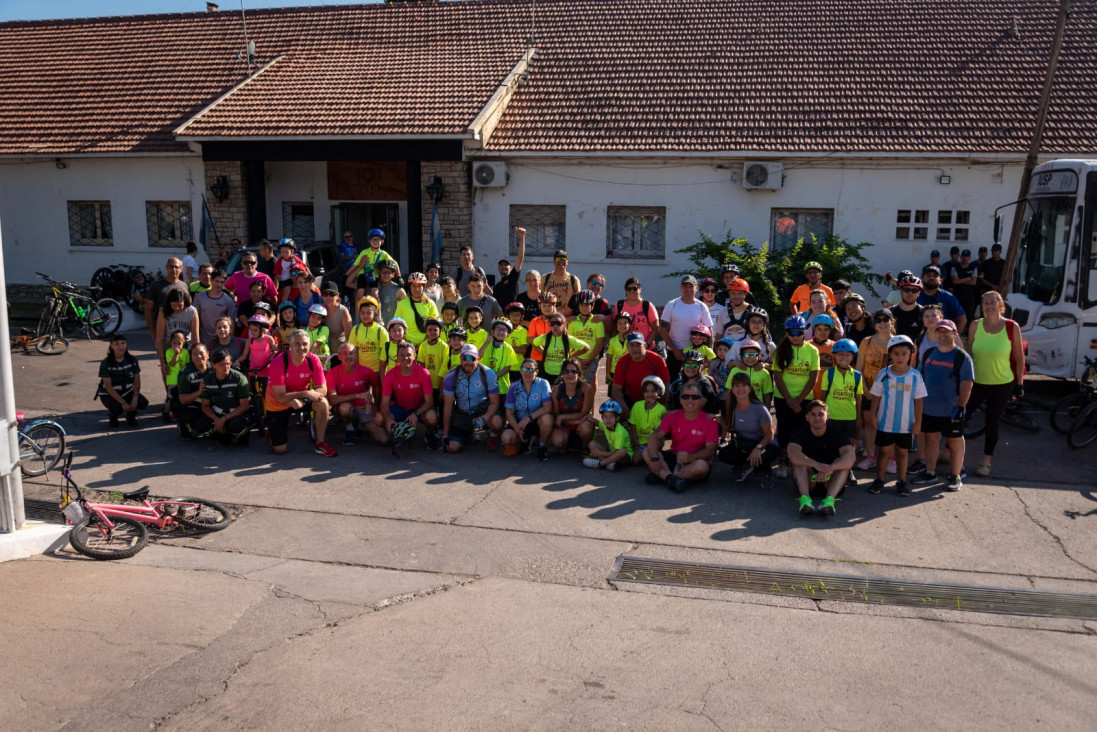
[[979, 243, 1005, 296], [951, 248, 980, 322], [197, 349, 251, 447], [940, 246, 961, 293]]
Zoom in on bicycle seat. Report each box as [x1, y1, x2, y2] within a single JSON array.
[[122, 486, 150, 501]]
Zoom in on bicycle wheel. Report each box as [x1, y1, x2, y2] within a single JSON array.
[[90, 267, 116, 295], [1067, 401, 1097, 449], [35, 334, 70, 355], [1001, 406, 1040, 433], [165, 498, 232, 531], [963, 405, 986, 439], [1050, 394, 1088, 434], [87, 298, 123, 337], [35, 298, 55, 337], [69, 514, 148, 560], [19, 421, 65, 477]]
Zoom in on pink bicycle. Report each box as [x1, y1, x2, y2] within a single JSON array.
[[57, 453, 232, 560]]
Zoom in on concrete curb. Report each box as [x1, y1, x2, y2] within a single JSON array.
[[0, 520, 69, 563]]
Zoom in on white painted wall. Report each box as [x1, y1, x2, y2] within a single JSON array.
[[471, 158, 1026, 305], [0, 156, 206, 285], [263, 161, 410, 271]]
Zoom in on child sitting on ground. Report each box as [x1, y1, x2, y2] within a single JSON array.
[[584, 400, 632, 471]]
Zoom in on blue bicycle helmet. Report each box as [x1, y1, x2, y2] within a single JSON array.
[[784, 314, 808, 331], [811, 314, 835, 329], [716, 337, 736, 349], [832, 338, 858, 355], [599, 400, 623, 415], [368, 228, 386, 239], [278, 237, 296, 250]]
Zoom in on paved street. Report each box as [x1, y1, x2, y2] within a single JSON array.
[[4, 333, 1097, 730]]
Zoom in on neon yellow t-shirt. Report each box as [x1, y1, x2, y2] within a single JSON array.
[[394, 297, 439, 345], [466, 328, 489, 355], [348, 321, 388, 372], [599, 421, 634, 457], [821, 366, 863, 422], [165, 347, 190, 388], [605, 335, 629, 385], [568, 317, 605, 351], [481, 340, 518, 394], [381, 339, 406, 372], [692, 344, 717, 363], [307, 324, 330, 356], [506, 326, 529, 358], [416, 338, 450, 389], [352, 248, 396, 277], [727, 366, 773, 404], [532, 334, 591, 376], [771, 342, 820, 398], [628, 401, 667, 445]]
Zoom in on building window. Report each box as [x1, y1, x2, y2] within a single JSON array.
[[67, 201, 113, 247], [771, 208, 834, 250], [607, 206, 666, 260], [935, 210, 970, 241], [896, 209, 944, 240], [145, 201, 193, 247], [282, 202, 315, 245], [509, 204, 566, 257]]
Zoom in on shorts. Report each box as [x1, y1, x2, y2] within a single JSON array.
[[830, 419, 857, 441], [874, 430, 913, 450], [660, 449, 710, 482], [861, 393, 873, 412], [353, 406, 374, 426], [922, 413, 963, 439], [448, 404, 488, 443], [356, 273, 377, 291], [390, 404, 429, 423], [518, 420, 540, 442]]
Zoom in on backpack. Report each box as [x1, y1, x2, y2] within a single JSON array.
[[823, 366, 862, 396], [544, 272, 581, 299], [616, 299, 656, 327], [920, 347, 968, 395]]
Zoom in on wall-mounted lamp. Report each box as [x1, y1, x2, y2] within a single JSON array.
[[209, 175, 230, 202], [426, 176, 445, 204], [939, 175, 952, 185], [55, 159, 66, 170]]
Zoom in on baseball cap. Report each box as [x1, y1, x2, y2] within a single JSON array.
[[680, 275, 698, 286], [950, 246, 961, 255], [626, 332, 645, 344], [935, 319, 958, 332], [930, 249, 941, 258], [322, 283, 339, 294], [553, 249, 568, 260], [923, 264, 941, 275], [961, 249, 971, 257], [991, 243, 1003, 251], [460, 344, 479, 359], [978, 246, 988, 253]]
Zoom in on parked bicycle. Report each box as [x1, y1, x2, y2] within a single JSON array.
[[16, 411, 65, 477], [35, 272, 123, 343], [963, 396, 1040, 439], [1050, 356, 1097, 434], [89, 263, 154, 309], [57, 453, 232, 560], [9, 325, 71, 356]]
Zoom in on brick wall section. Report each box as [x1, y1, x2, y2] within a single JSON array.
[[5, 283, 52, 303], [203, 160, 248, 264], [421, 161, 471, 273]]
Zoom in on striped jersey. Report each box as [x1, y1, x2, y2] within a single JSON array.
[[869, 366, 927, 434]]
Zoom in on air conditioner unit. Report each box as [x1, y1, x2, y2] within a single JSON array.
[[472, 162, 508, 188], [742, 162, 784, 190]]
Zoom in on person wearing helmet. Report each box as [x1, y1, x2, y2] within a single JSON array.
[[710, 337, 735, 397], [687, 324, 716, 365], [714, 263, 758, 308], [415, 318, 450, 396], [882, 269, 915, 308], [501, 357, 554, 460], [604, 311, 633, 390], [842, 292, 873, 346], [463, 305, 489, 354], [347, 296, 388, 373], [393, 271, 440, 346], [325, 342, 386, 447], [889, 274, 926, 341], [584, 400, 633, 470], [718, 277, 753, 341], [445, 325, 469, 373], [275, 300, 299, 350], [482, 318, 519, 395], [727, 339, 774, 408], [867, 334, 927, 497], [728, 307, 776, 365], [244, 313, 277, 380], [612, 332, 671, 415], [804, 289, 845, 339], [441, 343, 503, 453], [346, 228, 397, 302], [819, 338, 864, 455], [629, 375, 668, 465], [566, 273, 612, 323], [380, 317, 411, 375], [273, 238, 308, 301], [809, 314, 836, 399], [532, 313, 591, 385], [569, 290, 606, 384], [526, 290, 559, 363], [305, 303, 331, 358], [439, 300, 462, 338], [380, 340, 439, 448], [790, 261, 835, 314], [669, 349, 720, 414], [504, 302, 529, 359], [771, 314, 821, 478], [659, 275, 714, 381], [494, 227, 526, 308]]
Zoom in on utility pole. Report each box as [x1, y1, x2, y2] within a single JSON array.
[[1000, 0, 1073, 295]]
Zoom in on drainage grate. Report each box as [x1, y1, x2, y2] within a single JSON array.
[[23, 498, 65, 524], [608, 556, 1097, 620]]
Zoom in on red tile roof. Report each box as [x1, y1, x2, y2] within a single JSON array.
[[1, 0, 1096, 156]]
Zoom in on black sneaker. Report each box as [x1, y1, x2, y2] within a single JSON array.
[[895, 479, 910, 497], [909, 459, 926, 474], [522, 437, 535, 455], [667, 476, 688, 493], [911, 470, 938, 486], [645, 472, 664, 485], [109, 414, 120, 428], [125, 413, 138, 427], [537, 445, 549, 462], [868, 478, 884, 494], [342, 429, 356, 446], [946, 474, 962, 492]]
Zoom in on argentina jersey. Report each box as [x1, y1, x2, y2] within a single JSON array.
[[871, 367, 928, 433]]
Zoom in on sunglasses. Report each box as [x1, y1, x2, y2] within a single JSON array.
[[901, 288, 921, 294], [787, 330, 804, 337], [520, 366, 537, 373], [679, 394, 703, 401], [741, 351, 760, 358], [242, 260, 257, 265], [874, 317, 893, 323], [701, 288, 716, 293], [562, 368, 580, 375], [551, 321, 565, 327], [684, 362, 702, 367], [461, 355, 477, 363], [590, 281, 605, 287], [625, 286, 640, 292]]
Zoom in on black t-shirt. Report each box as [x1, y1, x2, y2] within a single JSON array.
[[256, 256, 276, 279], [980, 259, 1004, 288], [493, 269, 521, 309], [845, 319, 873, 348], [889, 304, 924, 341], [953, 262, 979, 296], [940, 260, 960, 292], [516, 291, 540, 322], [789, 422, 850, 464], [237, 299, 276, 334]]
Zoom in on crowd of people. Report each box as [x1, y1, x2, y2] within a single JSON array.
[[97, 231, 1024, 516]]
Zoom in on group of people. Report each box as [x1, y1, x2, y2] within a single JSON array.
[[97, 234, 1025, 517]]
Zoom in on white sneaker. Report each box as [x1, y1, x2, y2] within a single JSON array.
[[582, 457, 602, 469], [886, 458, 897, 475], [773, 464, 789, 479], [855, 455, 876, 471]]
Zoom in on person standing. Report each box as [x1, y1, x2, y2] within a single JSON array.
[[493, 227, 526, 308], [609, 278, 660, 348], [979, 243, 1005, 295], [940, 246, 962, 293], [659, 275, 713, 381], [181, 241, 200, 284], [911, 320, 972, 491], [224, 253, 278, 307], [145, 257, 189, 339], [888, 274, 925, 341], [255, 239, 277, 278], [394, 272, 440, 346], [789, 261, 835, 314], [194, 268, 237, 346], [542, 250, 581, 315], [453, 245, 490, 297], [917, 265, 967, 336], [321, 284, 353, 355], [951, 249, 980, 322]]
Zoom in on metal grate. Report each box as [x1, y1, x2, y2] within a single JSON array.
[[145, 201, 193, 248], [608, 556, 1097, 620], [24, 498, 65, 524], [282, 202, 315, 245], [67, 201, 113, 247], [606, 205, 665, 260], [510, 204, 566, 257]]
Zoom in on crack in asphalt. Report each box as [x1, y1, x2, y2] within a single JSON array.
[[1006, 485, 1097, 578]]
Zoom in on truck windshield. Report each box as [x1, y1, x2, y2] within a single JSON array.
[[1015, 195, 1075, 304]]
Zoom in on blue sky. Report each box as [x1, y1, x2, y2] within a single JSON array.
[[0, 1, 381, 22]]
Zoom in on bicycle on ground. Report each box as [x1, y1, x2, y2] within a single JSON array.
[[16, 411, 65, 477], [963, 395, 1040, 439], [57, 453, 232, 560], [1050, 356, 1097, 435]]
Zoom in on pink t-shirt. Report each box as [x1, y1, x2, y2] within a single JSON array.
[[610, 300, 660, 344], [657, 410, 719, 454], [326, 363, 380, 408], [225, 271, 277, 305], [247, 334, 275, 376], [264, 352, 325, 412], [382, 364, 434, 412]]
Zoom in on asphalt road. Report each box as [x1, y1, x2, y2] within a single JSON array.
[[4, 332, 1097, 730]]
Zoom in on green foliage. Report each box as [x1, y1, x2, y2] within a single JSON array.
[[668, 232, 885, 325]]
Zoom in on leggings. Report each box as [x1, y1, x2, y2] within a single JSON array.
[[774, 397, 806, 452], [967, 381, 1013, 456]]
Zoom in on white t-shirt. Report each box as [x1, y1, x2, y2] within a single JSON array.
[[660, 298, 713, 349], [182, 254, 199, 282]]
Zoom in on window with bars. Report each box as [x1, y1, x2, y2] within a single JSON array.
[[606, 206, 666, 260], [770, 208, 834, 250], [509, 204, 566, 257], [67, 201, 113, 246], [934, 209, 970, 241], [145, 201, 193, 247], [282, 202, 315, 245]]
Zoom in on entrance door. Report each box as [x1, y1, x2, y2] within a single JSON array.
[[332, 203, 404, 271]]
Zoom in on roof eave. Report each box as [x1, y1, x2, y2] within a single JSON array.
[[466, 47, 537, 150]]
